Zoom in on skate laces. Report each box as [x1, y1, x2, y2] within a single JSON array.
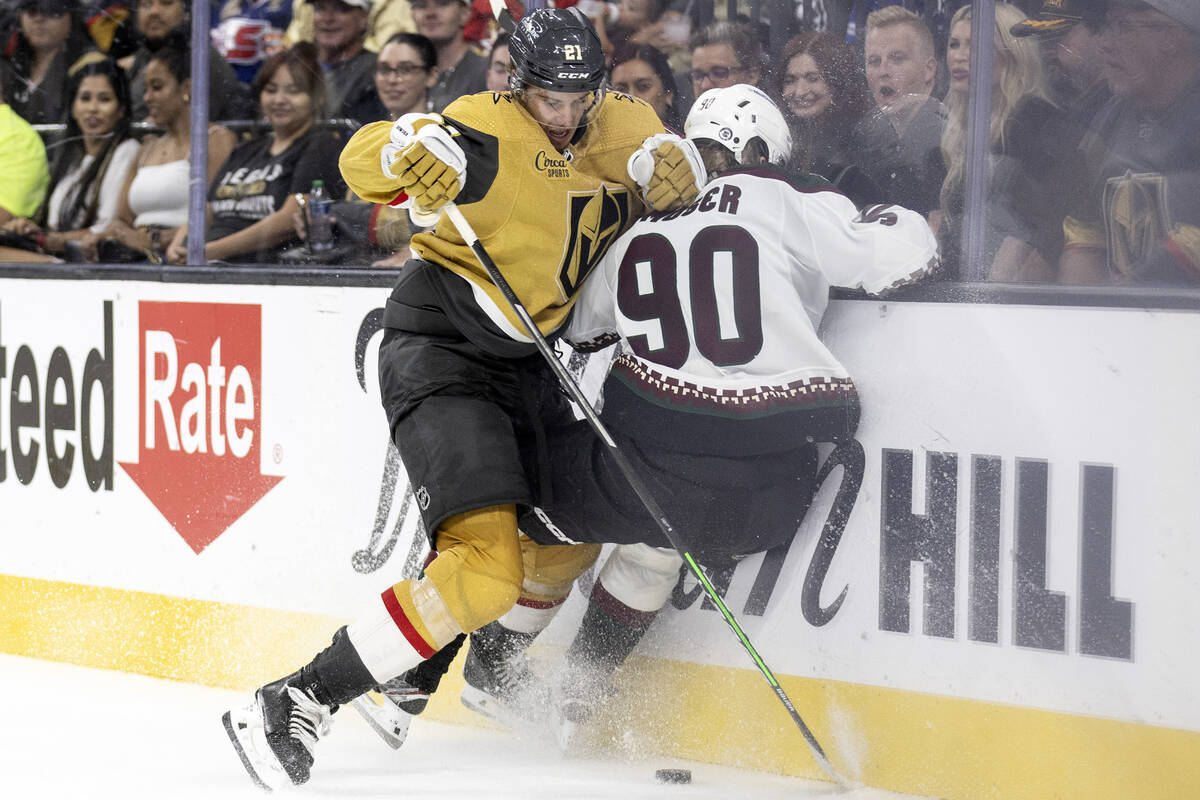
[[493, 652, 534, 697], [285, 685, 332, 756]]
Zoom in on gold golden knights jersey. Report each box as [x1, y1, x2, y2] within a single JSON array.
[[339, 91, 666, 340]]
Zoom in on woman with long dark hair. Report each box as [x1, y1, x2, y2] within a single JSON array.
[[374, 32, 437, 120], [775, 31, 900, 205], [166, 43, 347, 264], [1, 54, 138, 257], [609, 42, 682, 131], [80, 43, 236, 261]]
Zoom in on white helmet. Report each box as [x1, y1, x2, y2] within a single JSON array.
[[684, 84, 792, 166]]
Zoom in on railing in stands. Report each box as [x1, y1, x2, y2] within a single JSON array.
[[31, 118, 364, 145]]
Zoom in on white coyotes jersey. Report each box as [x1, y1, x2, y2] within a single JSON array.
[[566, 167, 938, 400]]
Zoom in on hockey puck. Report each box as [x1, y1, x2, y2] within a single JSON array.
[[655, 768, 692, 784]]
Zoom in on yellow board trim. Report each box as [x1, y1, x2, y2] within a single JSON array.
[[3, 575, 1197, 799]]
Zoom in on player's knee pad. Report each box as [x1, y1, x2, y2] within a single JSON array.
[[499, 536, 602, 634], [596, 543, 683, 613], [520, 535, 602, 598], [425, 504, 524, 633]]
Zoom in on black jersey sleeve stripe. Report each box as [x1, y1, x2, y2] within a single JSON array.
[[442, 114, 501, 207]]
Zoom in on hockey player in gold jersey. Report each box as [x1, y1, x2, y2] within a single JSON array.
[[337, 35, 699, 338], [339, 87, 663, 339], [222, 7, 709, 790]]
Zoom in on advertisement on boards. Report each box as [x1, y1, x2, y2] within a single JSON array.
[[1, 281, 1197, 737]]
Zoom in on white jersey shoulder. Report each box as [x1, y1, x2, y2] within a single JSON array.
[[566, 167, 938, 391]]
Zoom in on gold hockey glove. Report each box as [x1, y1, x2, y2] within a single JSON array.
[[627, 133, 707, 212], [381, 113, 467, 212]]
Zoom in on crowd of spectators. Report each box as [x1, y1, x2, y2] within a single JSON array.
[[0, 0, 1195, 288]]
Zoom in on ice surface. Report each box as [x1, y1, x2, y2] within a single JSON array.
[[1, 653, 926, 799]]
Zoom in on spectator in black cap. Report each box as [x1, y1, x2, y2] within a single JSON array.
[[1, 54, 139, 259], [3, 0, 94, 124], [1011, 0, 1110, 124], [125, 0, 253, 121], [971, 0, 1112, 283]]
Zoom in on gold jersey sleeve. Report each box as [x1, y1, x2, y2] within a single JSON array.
[[339, 119, 410, 206], [339, 91, 665, 339]]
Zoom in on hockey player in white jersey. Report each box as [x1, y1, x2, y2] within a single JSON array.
[[379, 83, 941, 736], [349, 84, 939, 741]]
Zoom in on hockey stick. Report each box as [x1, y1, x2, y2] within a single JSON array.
[[441, 203, 855, 790], [489, 0, 518, 33]]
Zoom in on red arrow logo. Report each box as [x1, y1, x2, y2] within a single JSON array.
[[120, 301, 282, 553]]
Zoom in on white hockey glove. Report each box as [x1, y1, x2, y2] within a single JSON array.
[[380, 112, 467, 215], [627, 133, 707, 212]]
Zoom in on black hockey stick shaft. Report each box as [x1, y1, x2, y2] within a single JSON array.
[[442, 204, 853, 789], [488, 0, 517, 32]]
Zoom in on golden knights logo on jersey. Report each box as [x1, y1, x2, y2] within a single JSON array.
[[1104, 171, 1169, 278], [558, 185, 629, 297]]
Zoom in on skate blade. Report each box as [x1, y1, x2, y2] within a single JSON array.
[[350, 692, 414, 750], [555, 716, 580, 753], [222, 706, 287, 792], [460, 683, 553, 731], [460, 684, 520, 727]]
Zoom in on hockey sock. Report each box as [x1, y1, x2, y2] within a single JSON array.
[[404, 633, 467, 693], [299, 626, 379, 708], [567, 580, 657, 678]]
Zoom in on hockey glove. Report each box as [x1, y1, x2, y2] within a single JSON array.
[[627, 133, 706, 212], [380, 112, 468, 213]]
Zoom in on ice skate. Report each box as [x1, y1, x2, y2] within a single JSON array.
[[554, 684, 595, 752], [352, 633, 466, 749], [222, 673, 333, 790], [552, 659, 618, 752], [350, 676, 427, 750], [459, 622, 547, 727]]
